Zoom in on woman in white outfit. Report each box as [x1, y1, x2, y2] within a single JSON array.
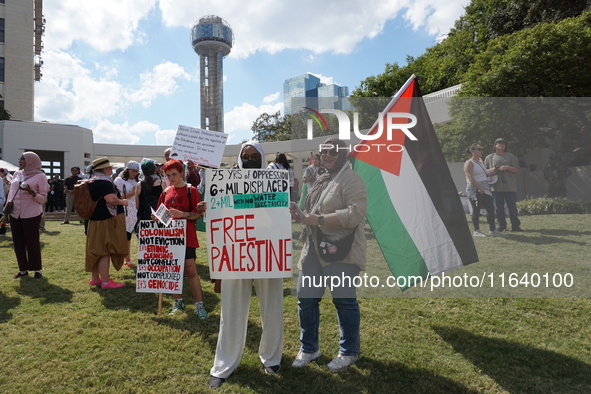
[[464, 143, 503, 237], [114, 161, 140, 266], [209, 141, 284, 389]]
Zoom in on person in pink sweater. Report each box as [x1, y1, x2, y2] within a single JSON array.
[[5, 152, 48, 279]]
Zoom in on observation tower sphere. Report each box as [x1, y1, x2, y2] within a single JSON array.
[[191, 16, 234, 133]]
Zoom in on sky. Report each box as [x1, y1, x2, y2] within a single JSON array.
[[34, 0, 470, 146]]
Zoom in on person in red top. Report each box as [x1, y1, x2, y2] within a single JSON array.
[[153, 159, 208, 318]]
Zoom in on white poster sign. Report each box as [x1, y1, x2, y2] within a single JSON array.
[[205, 169, 293, 279], [136, 219, 187, 294], [170, 125, 228, 168]]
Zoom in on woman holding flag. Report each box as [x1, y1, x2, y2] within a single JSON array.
[[291, 137, 367, 373]]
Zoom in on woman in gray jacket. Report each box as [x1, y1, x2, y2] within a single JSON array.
[[291, 137, 367, 373]]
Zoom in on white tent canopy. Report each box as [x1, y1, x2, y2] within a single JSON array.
[[0, 159, 19, 172]]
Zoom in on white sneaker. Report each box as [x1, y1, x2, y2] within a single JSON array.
[[473, 230, 486, 237], [327, 354, 358, 372], [292, 349, 321, 367], [489, 230, 506, 237]]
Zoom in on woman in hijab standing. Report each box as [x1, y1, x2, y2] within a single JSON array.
[[6, 152, 48, 279], [291, 137, 367, 373], [209, 141, 285, 389]]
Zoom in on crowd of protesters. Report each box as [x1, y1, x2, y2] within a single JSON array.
[[1, 143, 372, 391]]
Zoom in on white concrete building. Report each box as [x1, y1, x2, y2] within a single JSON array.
[[0, 0, 43, 121]]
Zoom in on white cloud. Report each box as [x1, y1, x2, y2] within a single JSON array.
[[43, 0, 157, 52], [92, 119, 158, 144], [309, 73, 335, 86], [158, 0, 469, 58], [35, 52, 192, 129], [35, 51, 123, 123], [263, 92, 280, 104], [155, 128, 178, 146], [403, 0, 468, 38], [125, 62, 192, 108], [224, 101, 284, 143]]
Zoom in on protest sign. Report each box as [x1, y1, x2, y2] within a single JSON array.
[[170, 125, 228, 168], [205, 169, 293, 279], [136, 219, 187, 294]]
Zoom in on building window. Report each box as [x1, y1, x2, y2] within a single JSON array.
[[0, 19, 4, 43], [0, 58, 4, 82]]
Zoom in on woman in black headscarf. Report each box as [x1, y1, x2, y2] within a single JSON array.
[[291, 137, 367, 373]]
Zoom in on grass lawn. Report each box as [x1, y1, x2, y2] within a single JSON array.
[[1, 214, 591, 393]]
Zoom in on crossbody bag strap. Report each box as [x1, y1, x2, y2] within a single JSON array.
[[310, 162, 349, 215]]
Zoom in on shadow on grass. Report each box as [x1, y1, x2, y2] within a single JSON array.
[[15, 276, 73, 304], [504, 233, 587, 246], [39, 230, 61, 237], [0, 291, 21, 323], [153, 296, 266, 357], [524, 228, 591, 237], [0, 240, 14, 249], [92, 262, 222, 315], [434, 326, 591, 393], [224, 356, 475, 394], [94, 283, 166, 314]]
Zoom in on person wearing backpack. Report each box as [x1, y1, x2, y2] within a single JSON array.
[[85, 157, 129, 289], [151, 159, 208, 318]]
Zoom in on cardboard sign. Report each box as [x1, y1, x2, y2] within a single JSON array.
[[205, 169, 293, 279], [170, 125, 228, 168], [136, 219, 187, 294]]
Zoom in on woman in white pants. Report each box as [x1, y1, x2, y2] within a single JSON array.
[[209, 141, 284, 389]]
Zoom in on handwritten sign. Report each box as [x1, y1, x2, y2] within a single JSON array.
[[170, 125, 228, 168], [136, 219, 186, 294], [206, 169, 293, 279]]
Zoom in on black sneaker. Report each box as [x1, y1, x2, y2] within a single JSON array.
[[209, 376, 225, 389], [264, 364, 281, 374], [512, 227, 524, 232], [34, 272, 43, 279], [12, 271, 28, 279]]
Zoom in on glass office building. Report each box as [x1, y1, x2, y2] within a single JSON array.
[[283, 73, 349, 115]]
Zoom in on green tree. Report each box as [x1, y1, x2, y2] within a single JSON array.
[[437, 11, 591, 196], [250, 111, 291, 142], [352, 0, 589, 99], [0, 107, 10, 120], [251, 110, 338, 142], [0, 95, 10, 120]]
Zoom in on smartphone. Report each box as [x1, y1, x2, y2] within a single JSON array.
[[289, 201, 305, 219]]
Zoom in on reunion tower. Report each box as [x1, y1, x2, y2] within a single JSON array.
[[191, 15, 234, 133]]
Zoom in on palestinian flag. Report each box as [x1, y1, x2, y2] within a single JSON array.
[[350, 75, 478, 290]]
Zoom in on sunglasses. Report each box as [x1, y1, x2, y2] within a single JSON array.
[[241, 154, 261, 161], [320, 149, 338, 156], [472, 148, 483, 151]]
